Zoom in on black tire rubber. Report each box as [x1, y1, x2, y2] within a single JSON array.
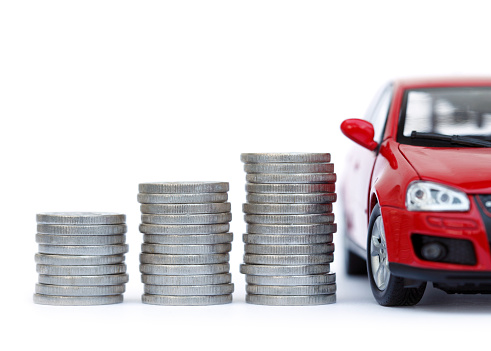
[[367, 204, 426, 306]]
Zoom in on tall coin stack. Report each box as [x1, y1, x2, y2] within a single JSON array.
[[138, 182, 234, 306], [34, 212, 128, 306], [240, 153, 337, 306]]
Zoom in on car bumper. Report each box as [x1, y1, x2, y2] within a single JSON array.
[[389, 262, 491, 283], [381, 196, 491, 275]]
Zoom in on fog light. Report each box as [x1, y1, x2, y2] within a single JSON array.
[[421, 242, 447, 261], [412, 234, 476, 265]]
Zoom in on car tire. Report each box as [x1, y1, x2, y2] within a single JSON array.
[[367, 204, 426, 306]]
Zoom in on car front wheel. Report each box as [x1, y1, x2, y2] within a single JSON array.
[[367, 204, 426, 306]]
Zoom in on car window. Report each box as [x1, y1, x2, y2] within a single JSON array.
[[367, 85, 392, 143], [398, 87, 491, 147], [403, 88, 491, 136]]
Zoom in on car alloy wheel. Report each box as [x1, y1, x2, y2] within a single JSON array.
[[367, 204, 426, 306], [370, 216, 390, 290]]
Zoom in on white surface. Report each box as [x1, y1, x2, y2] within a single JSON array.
[[1, 1, 491, 349]]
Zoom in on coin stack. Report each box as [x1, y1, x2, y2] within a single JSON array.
[[138, 182, 234, 306], [34, 212, 128, 306], [240, 153, 337, 305]]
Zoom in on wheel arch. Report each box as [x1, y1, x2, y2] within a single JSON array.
[[368, 190, 380, 221]]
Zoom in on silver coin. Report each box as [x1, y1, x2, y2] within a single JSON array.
[[38, 244, 129, 256], [36, 264, 127, 276], [141, 203, 231, 214], [36, 212, 126, 225], [246, 183, 336, 194], [143, 233, 233, 245], [246, 173, 336, 184], [38, 274, 129, 286], [141, 273, 232, 285], [243, 233, 333, 245], [245, 294, 336, 306], [34, 294, 123, 306], [142, 294, 232, 306], [244, 214, 335, 224], [245, 273, 336, 286], [137, 192, 228, 204], [240, 264, 330, 276], [139, 182, 229, 194], [35, 284, 125, 296], [141, 243, 231, 255], [246, 284, 336, 296], [244, 243, 334, 255], [243, 254, 334, 265], [244, 163, 334, 174], [240, 153, 331, 164], [139, 223, 229, 234], [144, 284, 234, 296], [142, 213, 232, 225], [140, 253, 229, 265], [35, 253, 125, 266], [243, 203, 332, 214], [246, 193, 337, 204], [247, 224, 337, 234], [37, 224, 127, 235], [36, 234, 126, 246], [140, 263, 230, 275]]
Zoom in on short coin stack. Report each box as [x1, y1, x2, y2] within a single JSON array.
[[240, 153, 337, 305], [34, 212, 128, 306], [138, 182, 234, 306]]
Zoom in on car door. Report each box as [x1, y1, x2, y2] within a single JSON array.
[[345, 84, 393, 251]]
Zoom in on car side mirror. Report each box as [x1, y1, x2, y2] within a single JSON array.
[[340, 119, 378, 151]]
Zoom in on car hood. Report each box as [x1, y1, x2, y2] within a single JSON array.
[[398, 144, 491, 194]]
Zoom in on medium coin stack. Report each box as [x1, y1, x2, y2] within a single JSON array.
[[138, 181, 234, 306], [240, 153, 337, 306], [34, 212, 128, 306]]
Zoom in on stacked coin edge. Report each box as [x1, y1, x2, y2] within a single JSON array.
[[240, 153, 337, 306], [138, 181, 234, 306], [34, 212, 128, 306]]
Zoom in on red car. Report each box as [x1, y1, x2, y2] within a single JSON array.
[[340, 78, 491, 306]]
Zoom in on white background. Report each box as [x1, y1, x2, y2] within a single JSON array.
[[2, 1, 491, 350]]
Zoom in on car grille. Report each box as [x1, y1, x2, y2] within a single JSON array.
[[475, 196, 491, 251], [479, 195, 491, 213]]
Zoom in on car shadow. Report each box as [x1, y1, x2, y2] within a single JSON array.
[[416, 285, 491, 313], [342, 273, 491, 312]]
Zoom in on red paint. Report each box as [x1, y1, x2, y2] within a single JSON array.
[[399, 145, 491, 193], [340, 119, 378, 151], [340, 77, 491, 274]]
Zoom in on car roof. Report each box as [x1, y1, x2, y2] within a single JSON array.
[[393, 77, 491, 90]]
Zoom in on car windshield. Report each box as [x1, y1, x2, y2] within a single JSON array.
[[399, 87, 491, 147]]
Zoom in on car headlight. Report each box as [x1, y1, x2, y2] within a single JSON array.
[[406, 181, 470, 211]]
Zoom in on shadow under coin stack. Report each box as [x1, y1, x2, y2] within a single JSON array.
[[34, 212, 128, 306], [240, 153, 337, 306], [138, 182, 234, 306]]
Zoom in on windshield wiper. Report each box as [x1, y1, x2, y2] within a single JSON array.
[[410, 131, 491, 147]]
